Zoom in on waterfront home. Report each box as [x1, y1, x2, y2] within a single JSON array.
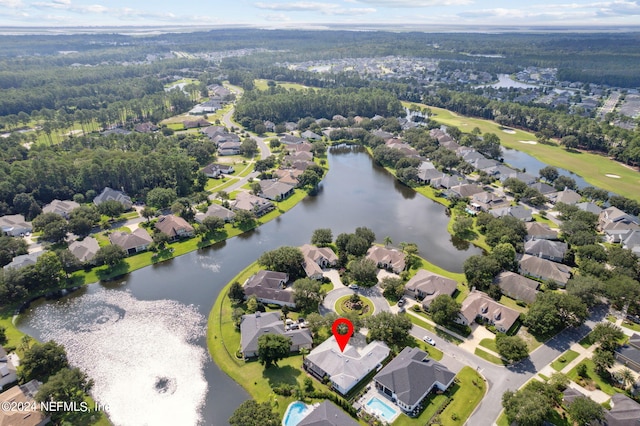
[[576, 201, 603, 215], [218, 141, 241, 156], [93, 187, 133, 210], [489, 205, 533, 222], [195, 204, 236, 223], [281, 134, 306, 145], [373, 347, 455, 414], [239, 311, 312, 359], [494, 271, 539, 305], [301, 130, 322, 141], [42, 199, 80, 219], [446, 183, 484, 199], [230, 192, 274, 217], [470, 191, 508, 212], [243, 270, 294, 307], [68, 237, 100, 263], [518, 254, 571, 286], [297, 400, 359, 426], [599, 206, 638, 231], [524, 239, 568, 262], [109, 228, 152, 255], [0, 214, 32, 237], [300, 244, 338, 280], [366, 246, 406, 274], [3, 251, 44, 270], [546, 188, 582, 205], [0, 379, 49, 426], [528, 182, 556, 195], [258, 180, 295, 201], [404, 269, 458, 310], [154, 215, 195, 240], [303, 334, 389, 395], [455, 290, 520, 333]]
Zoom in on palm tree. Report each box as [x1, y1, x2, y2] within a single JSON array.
[[300, 347, 310, 360], [383, 236, 392, 247], [619, 367, 635, 389], [20, 335, 32, 351]]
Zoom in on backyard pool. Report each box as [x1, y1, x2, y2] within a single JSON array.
[[282, 401, 312, 426], [366, 396, 400, 423]]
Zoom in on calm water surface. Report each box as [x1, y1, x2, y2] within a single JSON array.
[[17, 147, 481, 426]]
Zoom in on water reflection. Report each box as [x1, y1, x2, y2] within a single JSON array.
[[23, 289, 208, 426]]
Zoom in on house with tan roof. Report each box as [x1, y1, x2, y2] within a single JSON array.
[[494, 271, 540, 304], [524, 239, 568, 262], [154, 215, 194, 240], [109, 228, 152, 255], [230, 192, 274, 217], [525, 222, 558, 241], [195, 204, 236, 223], [404, 269, 458, 309], [470, 191, 508, 212], [518, 254, 571, 286], [367, 246, 406, 274], [0, 380, 49, 426], [300, 244, 338, 280], [68, 237, 100, 263], [546, 188, 582, 205], [93, 187, 132, 210], [42, 199, 80, 219], [258, 180, 295, 201], [455, 290, 520, 333], [244, 270, 294, 307]]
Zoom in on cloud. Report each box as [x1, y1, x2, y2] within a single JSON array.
[[348, 0, 473, 6], [264, 13, 292, 21], [255, 1, 376, 15], [0, 0, 23, 7]]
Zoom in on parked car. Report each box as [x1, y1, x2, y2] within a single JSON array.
[[397, 298, 406, 307], [348, 284, 359, 290], [423, 336, 436, 346]]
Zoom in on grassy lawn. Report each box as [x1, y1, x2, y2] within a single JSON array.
[[474, 348, 507, 365], [407, 313, 463, 345], [551, 349, 580, 371], [408, 257, 468, 304], [478, 338, 498, 353], [606, 314, 617, 323], [499, 295, 528, 313], [335, 295, 375, 317], [254, 79, 311, 91], [412, 337, 444, 361], [410, 102, 640, 202], [567, 359, 627, 396], [532, 213, 557, 228], [579, 332, 595, 348], [620, 320, 640, 333], [392, 393, 448, 426]]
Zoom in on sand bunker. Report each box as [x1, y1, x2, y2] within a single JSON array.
[[519, 140, 538, 145], [605, 174, 621, 179], [502, 128, 516, 134]]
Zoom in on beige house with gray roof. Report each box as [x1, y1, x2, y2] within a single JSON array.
[[404, 269, 458, 309], [68, 237, 100, 263], [456, 290, 520, 333], [366, 246, 406, 274]]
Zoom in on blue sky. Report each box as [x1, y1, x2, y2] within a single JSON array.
[[1, 0, 639, 27]]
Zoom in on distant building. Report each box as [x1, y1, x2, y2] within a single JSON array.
[[93, 187, 133, 210], [3, 251, 44, 270], [42, 199, 80, 219], [0, 214, 32, 237]]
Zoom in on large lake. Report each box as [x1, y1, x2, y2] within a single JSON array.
[[17, 146, 481, 426]]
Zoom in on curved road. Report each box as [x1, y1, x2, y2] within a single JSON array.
[[321, 286, 390, 316]]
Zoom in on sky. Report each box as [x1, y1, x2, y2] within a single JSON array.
[[0, 0, 640, 28]]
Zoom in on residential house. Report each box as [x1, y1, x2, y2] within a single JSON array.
[[195, 204, 236, 223], [3, 251, 44, 270], [404, 269, 458, 309], [290, 160, 314, 171], [416, 161, 444, 185], [576, 202, 603, 215], [301, 130, 322, 140], [134, 122, 159, 133], [230, 192, 274, 217], [109, 228, 152, 255], [623, 230, 640, 256], [201, 163, 235, 178], [0, 345, 17, 390], [489, 205, 533, 222], [297, 400, 359, 426], [386, 140, 420, 157], [366, 246, 406, 274], [258, 181, 295, 201], [284, 122, 298, 132], [201, 126, 226, 140], [447, 183, 484, 199], [244, 270, 294, 307], [470, 191, 508, 212], [68, 237, 100, 263], [285, 142, 313, 153], [525, 222, 558, 241], [430, 175, 467, 190], [263, 121, 275, 132], [470, 157, 500, 171], [208, 84, 231, 98], [528, 182, 556, 195], [599, 207, 638, 231], [218, 141, 242, 156], [303, 334, 390, 394], [604, 222, 640, 244], [93, 187, 133, 210], [212, 133, 240, 145], [0, 380, 48, 426], [484, 165, 516, 180], [273, 169, 303, 187], [615, 334, 640, 372], [281, 134, 306, 145], [604, 393, 640, 426], [372, 130, 394, 141], [546, 188, 582, 205], [494, 271, 540, 304], [42, 199, 80, 219], [455, 290, 520, 333], [518, 254, 571, 286], [286, 151, 314, 162], [499, 171, 537, 185], [373, 347, 455, 414], [300, 244, 338, 280], [182, 118, 210, 129], [154, 215, 195, 240], [239, 311, 312, 359], [189, 100, 222, 115], [0, 214, 32, 237], [524, 239, 568, 262], [562, 387, 586, 405]]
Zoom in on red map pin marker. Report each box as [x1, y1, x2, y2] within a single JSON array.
[[331, 318, 354, 353]]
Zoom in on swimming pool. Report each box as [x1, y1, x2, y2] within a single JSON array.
[[366, 396, 400, 423], [282, 401, 312, 426]]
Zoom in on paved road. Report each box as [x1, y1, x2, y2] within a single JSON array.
[[321, 285, 391, 316], [409, 305, 607, 425]]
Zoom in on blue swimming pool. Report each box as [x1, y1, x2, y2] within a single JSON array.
[[366, 396, 399, 423], [282, 401, 311, 426]]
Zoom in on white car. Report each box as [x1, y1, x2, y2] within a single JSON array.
[[348, 284, 359, 290], [423, 336, 436, 346]]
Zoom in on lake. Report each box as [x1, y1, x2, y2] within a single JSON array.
[[17, 146, 481, 426]]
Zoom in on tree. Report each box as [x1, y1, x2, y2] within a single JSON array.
[[229, 400, 280, 426], [502, 381, 556, 426], [539, 166, 559, 183], [355, 227, 376, 246], [146, 187, 177, 209], [298, 169, 321, 188], [524, 292, 588, 335], [35, 251, 64, 286], [0, 235, 28, 267], [240, 138, 258, 157], [228, 281, 245, 303], [452, 216, 473, 238], [380, 277, 405, 300], [293, 278, 325, 312], [202, 215, 225, 233], [567, 396, 604, 426], [20, 341, 68, 382], [0, 326, 6, 345], [490, 243, 517, 272], [33, 212, 68, 242], [554, 175, 577, 191], [36, 367, 94, 423], [246, 295, 259, 314], [258, 246, 305, 279], [141, 206, 157, 222], [232, 307, 245, 329], [463, 255, 500, 290], [311, 228, 333, 246], [93, 244, 126, 267], [566, 275, 601, 307], [365, 312, 412, 351], [345, 235, 370, 257], [348, 257, 378, 287], [619, 367, 635, 389], [383, 236, 392, 247], [592, 349, 615, 373], [591, 322, 624, 352], [68, 216, 93, 237], [97, 200, 124, 219], [495, 333, 529, 362], [56, 248, 81, 277], [429, 294, 461, 325], [257, 333, 292, 367]]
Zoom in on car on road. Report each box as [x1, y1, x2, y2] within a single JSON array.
[[348, 284, 359, 290], [423, 336, 436, 346], [397, 298, 406, 307]]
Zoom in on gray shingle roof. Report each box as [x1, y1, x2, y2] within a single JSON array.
[[297, 400, 359, 426], [524, 239, 568, 260], [494, 271, 539, 304]]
